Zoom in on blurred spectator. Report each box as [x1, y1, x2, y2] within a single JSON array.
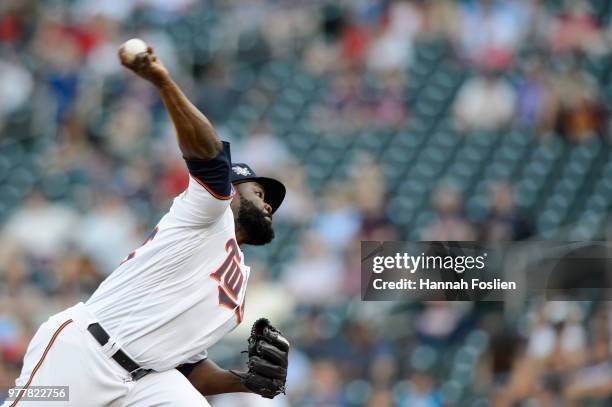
[[366, 0, 417, 74], [316, 69, 370, 133], [32, 17, 84, 123], [366, 389, 395, 407], [76, 194, 140, 274], [425, 0, 461, 40], [304, 38, 341, 76], [526, 311, 557, 360], [397, 371, 443, 407], [233, 120, 293, 174], [1, 192, 79, 260], [564, 305, 612, 404], [302, 359, 345, 406], [481, 182, 533, 241], [350, 156, 397, 239], [0, 59, 33, 119], [366, 27, 411, 74], [487, 302, 612, 406], [281, 232, 344, 305], [549, 1, 606, 56], [104, 99, 153, 159], [552, 63, 604, 142], [422, 185, 476, 240], [369, 352, 397, 389], [74, 0, 137, 21], [453, 70, 516, 133], [339, 14, 369, 68], [457, 0, 530, 69], [416, 302, 472, 346], [54, 253, 103, 299], [371, 70, 409, 129], [273, 164, 315, 226], [515, 57, 557, 133], [314, 188, 362, 250]]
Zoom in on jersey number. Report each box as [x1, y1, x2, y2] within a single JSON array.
[[210, 238, 245, 323]]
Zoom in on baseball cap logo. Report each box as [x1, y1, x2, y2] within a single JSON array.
[[233, 165, 251, 176]]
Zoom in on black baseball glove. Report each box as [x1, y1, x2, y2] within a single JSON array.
[[231, 318, 290, 399]]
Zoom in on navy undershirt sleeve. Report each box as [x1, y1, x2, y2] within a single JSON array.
[[176, 359, 205, 378], [184, 141, 232, 199]]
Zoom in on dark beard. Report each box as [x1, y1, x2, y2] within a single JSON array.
[[236, 197, 275, 245]]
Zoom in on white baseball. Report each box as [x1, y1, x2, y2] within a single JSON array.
[[121, 38, 148, 63]]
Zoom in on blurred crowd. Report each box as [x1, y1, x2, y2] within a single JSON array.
[[482, 301, 612, 407], [1, 0, 611, 405]]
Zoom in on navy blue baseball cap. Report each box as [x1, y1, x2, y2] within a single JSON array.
[[230, 163, 286, 214]]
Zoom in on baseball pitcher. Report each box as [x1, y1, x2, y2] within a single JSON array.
[[3, 43, 289, 406]]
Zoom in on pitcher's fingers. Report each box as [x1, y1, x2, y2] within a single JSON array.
[[132, 52, 151, 71]]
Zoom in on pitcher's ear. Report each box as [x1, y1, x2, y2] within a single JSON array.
[[233, 187, 240, 198]]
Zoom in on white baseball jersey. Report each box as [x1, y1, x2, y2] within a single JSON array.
[[85, 141, 249, 372]]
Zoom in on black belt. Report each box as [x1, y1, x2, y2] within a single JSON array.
[[87, 323, 152, 381]]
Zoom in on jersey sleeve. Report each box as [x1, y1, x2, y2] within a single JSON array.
[[168, 141, 234, 226], [185, 141, 233, 199]]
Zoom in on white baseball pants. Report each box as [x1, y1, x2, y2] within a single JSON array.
[[2, 303, 209, 407]]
